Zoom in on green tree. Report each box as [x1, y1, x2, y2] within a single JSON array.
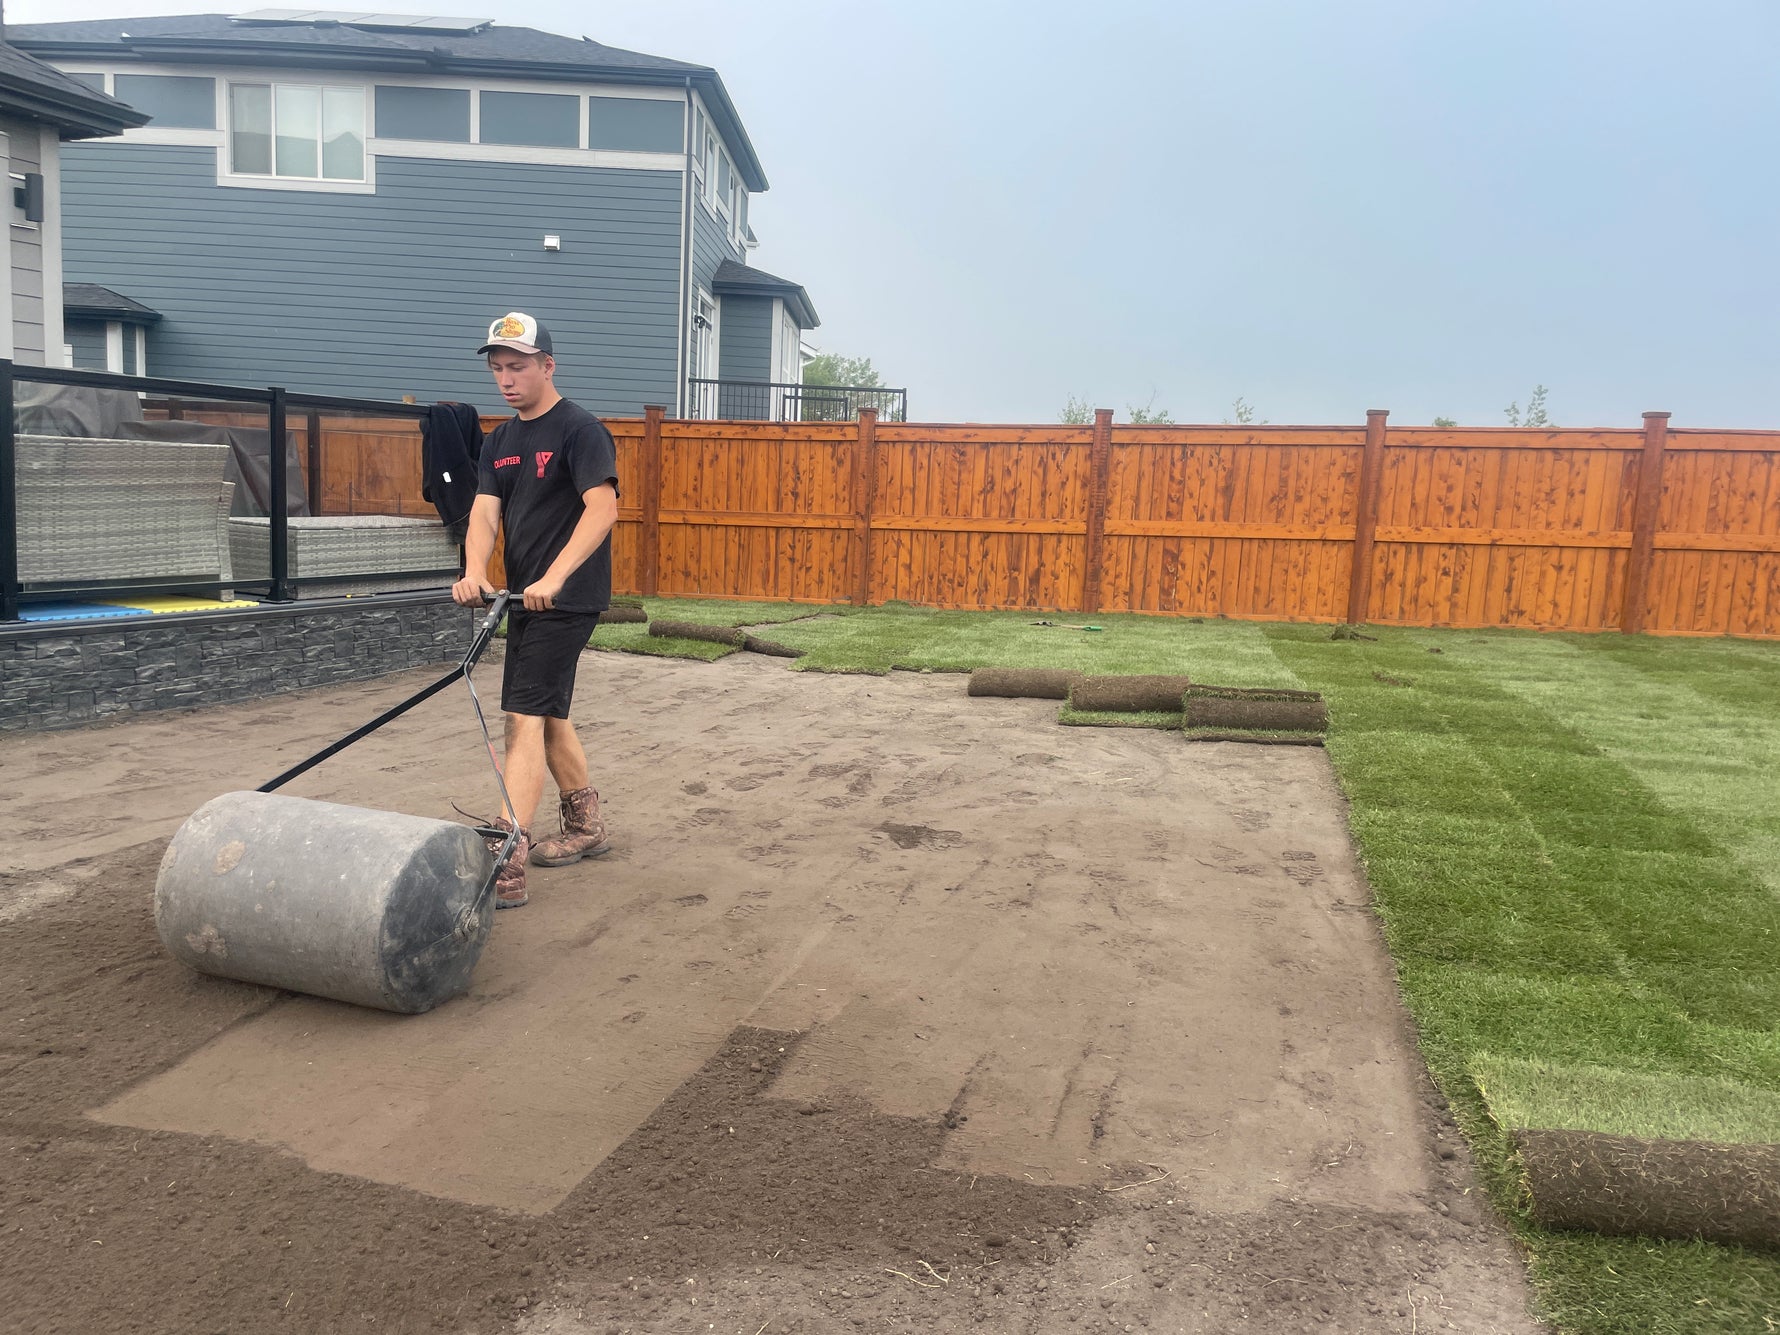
[[1433, 416, 1458, 428], [1223, 397, 1268, 425], [802, 352, 882, 388], [1504, 385, 1553, 428], [1059, 395, 1093, 425]]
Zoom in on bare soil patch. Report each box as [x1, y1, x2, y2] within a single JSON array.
[[0, 652, 1541, 1333]]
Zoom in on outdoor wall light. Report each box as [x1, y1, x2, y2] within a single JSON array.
[[543, 234, 562, 251]]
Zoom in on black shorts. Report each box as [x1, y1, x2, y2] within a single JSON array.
[[500, 608, 602, 718]]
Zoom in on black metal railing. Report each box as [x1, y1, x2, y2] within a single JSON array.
[[0, 360, 453, 623], [686, 379, 907, 423]]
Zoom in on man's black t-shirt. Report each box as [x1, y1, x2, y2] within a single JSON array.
[[476, 399, 620, 614]]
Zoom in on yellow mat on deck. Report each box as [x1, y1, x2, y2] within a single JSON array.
[[98, 597, 262, 614]]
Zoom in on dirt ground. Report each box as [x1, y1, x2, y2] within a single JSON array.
[[0, 647, 1543, 1334]]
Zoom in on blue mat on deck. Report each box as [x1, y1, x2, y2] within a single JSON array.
[[16, 602, 144, 622]]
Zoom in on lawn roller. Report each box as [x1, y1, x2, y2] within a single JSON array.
[[153, 592, 518, 1014]]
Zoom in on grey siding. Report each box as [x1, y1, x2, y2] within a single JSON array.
[[67, 318, 107, 369], [4, 115, 46, 364], [59, 144, 683, 415], [690, 193, 744, 315], [717, 294, 771, 383]]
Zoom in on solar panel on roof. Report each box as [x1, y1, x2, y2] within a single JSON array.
[[230, 9, 492, 33]]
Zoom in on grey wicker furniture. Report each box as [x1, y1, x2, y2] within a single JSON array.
[[228, 515, 459, 597], [15, 435, 233, 586]]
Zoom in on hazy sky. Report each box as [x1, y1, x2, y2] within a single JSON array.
[[13, 0, 1779, 427]]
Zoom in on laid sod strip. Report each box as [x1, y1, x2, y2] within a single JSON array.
[[650, 619, 745, 647], [1068, 674, 1195, 712], [1057, 709, 1183, 730], [968, 667, 1085, 699], [597, 606, 647, 624], [1183, 685, 1328, 733], [1183, 727, 1324, 746], [1262, 622, 1780, 1330], [1514, 1131, 1780, 1251], [1472, 1058, 1780, 1146]]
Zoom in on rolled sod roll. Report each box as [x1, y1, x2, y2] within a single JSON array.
[[1184, 686, 1328, 733], [1068, 675, 1195, 713], [968, 668, 1085, 700], [1515, 1129, 1780, 1250], [742, 635, 800, 658], [597, 605, 647, 624], [648, 619, 744, 646]]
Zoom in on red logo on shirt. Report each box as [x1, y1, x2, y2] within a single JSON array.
[[493, 455, 521, 469], [536, 451, 554, 478]]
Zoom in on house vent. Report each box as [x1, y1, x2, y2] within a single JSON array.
[[229, 10, 494, 34]]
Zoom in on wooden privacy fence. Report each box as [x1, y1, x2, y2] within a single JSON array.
[[316, 407, 1780, 638]]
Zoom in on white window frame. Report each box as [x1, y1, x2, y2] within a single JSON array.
[[689, 289, 718, 419], [222, 79, 368, 190]]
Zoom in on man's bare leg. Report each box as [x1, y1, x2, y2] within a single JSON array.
[[543, 715, 589, 792]]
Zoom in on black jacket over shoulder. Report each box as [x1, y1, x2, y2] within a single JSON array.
[[422, 402, 485, 541]]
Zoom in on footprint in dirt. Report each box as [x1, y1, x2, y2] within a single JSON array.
[[875, 822, 965, 850], [1232, 808, 1272, 832], [682, 781, 708, 796]]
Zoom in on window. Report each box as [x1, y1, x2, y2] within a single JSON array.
[[587, 96, 681, 152], [479, 91, 579, 148], [114, 74, 216, 129], [230, 82, 364, 180], [374, 85, 470, 142]]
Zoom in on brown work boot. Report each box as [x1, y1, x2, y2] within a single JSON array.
[[485, 817, 531, 908], [530, 786, 611, 867]]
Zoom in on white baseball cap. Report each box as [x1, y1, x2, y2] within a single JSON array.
[[477, 311, 553, 356]]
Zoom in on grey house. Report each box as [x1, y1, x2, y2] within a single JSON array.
[[11, 10, 820, 417], [0, 37, 146, 365]]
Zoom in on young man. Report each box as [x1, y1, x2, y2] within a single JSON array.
[[451, 312, 621, 908]]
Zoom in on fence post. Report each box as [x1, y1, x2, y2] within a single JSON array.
[[267, 385, 291, 601], [0, 359, 17, 622], [852, 407, 879, 606], [1345, 408, 1389, 625], [640, 404, 665, 598], [1620, 411, 1671, 635], [1081, 408, 1113, 614]]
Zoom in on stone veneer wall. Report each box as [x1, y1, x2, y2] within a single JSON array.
[[0, 594, 473, 733]]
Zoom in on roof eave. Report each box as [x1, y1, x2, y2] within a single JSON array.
[[0, 82, 150, 138], [65, 304, 163, 323]]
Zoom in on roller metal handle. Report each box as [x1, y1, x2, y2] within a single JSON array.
[[257, 591, 512, 795]]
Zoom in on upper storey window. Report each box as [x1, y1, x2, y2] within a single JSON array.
[[229, 83, 365, 181]]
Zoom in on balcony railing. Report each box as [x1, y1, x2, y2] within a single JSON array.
[[687, 379, 907, 423]]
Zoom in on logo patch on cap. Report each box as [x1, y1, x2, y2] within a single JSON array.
[[496, 315, 527, 339]]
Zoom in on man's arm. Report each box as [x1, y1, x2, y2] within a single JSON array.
[[520, 482, 619, 611], [451, 492, 503, 606]]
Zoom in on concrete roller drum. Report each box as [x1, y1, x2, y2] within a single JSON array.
[[155, 791, 496, 1013], [152, 592, 515, 1015]]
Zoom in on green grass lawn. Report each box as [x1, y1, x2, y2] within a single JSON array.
[[594, 600, 1780, 1333]]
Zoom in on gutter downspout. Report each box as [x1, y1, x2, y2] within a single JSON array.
[[676, 75, 694, 419]]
